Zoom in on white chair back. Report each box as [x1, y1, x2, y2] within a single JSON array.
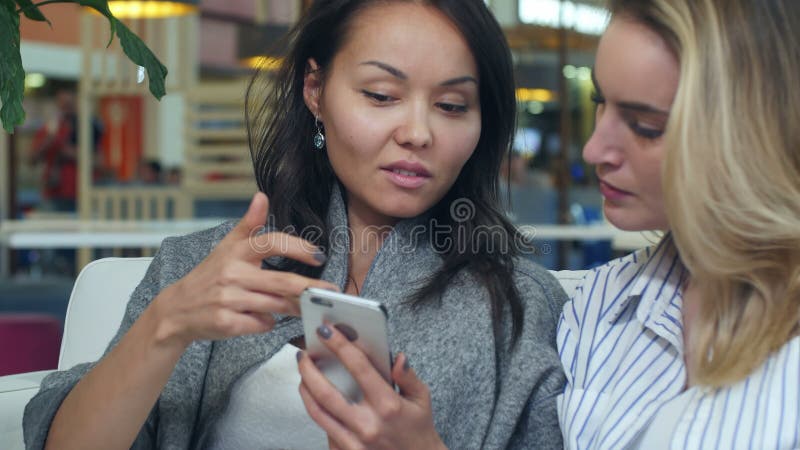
[[59, 257, 152, 369]]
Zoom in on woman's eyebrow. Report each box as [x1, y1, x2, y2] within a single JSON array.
[[440, 76, 478, 87], [360, 60, 407, 79], [360, 60, 477, 86]]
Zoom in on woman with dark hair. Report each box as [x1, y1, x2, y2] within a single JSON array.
[[24, 1, 567, 449]]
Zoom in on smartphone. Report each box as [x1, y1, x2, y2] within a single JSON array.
[[300, 287, 393, 403]]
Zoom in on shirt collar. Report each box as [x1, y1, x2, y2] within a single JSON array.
[[607, 234, 689, 335]]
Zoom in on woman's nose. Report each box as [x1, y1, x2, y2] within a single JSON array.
[[582, 112, 623, 168], [394, 103, 432, 149]]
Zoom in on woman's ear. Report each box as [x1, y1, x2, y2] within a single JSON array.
[[303, 59, 323, 117]]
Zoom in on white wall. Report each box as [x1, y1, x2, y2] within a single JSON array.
[[156, 94, 185, 168], [20, 42, 81, 78]]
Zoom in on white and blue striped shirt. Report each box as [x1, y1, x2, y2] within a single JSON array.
[[557, 236, 800, 449]]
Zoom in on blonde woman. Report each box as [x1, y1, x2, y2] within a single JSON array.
[[558, 0, 800, 448]]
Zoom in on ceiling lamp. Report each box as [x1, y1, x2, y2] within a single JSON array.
[[105, 0, 198, 19], [516, 88, 556, 103]]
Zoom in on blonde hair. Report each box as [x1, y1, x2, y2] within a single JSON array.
[[611, 0, 800, 387]]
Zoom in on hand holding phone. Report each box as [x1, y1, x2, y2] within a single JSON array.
[[296, 303, 445, 450], [300, 288, 393, 403]]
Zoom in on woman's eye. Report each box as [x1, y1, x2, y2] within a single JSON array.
[[362, 90, 394, 103], [630, 122, 664, 139], [622, 111, 665, 140], [437, 102, 468, 114], [590, 91, 605, 105]]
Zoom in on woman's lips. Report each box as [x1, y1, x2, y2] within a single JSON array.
[[381, 161, 431, 189], [382, 168, 431, 189], [598, 180, 633, 201]]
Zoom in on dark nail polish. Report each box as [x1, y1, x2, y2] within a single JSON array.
[[296, 350, 303, 362], [334, 323, 358, 342], [403, 356, 410, 372], [317, 324, 332, 340], [313, 250, 327, 265]]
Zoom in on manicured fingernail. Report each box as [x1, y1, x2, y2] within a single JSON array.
[[317, 324, 332, 340], [403, 356, 410, 372], [313, 250, 327, 265], [334, 324, 358, 342], [296, 350, 303, 362]]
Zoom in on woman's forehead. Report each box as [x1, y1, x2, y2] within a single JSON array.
[[333, 2, 478, 78], [595, 17, 679, 111]]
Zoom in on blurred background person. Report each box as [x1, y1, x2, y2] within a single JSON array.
[[164, 167, 182, 185], [135, 159, 163, 185], [28, 86, 104, 213]]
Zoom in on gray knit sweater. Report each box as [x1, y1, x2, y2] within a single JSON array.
[[23, 190, 567, 449]]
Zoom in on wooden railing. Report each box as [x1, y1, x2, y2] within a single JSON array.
[[80, 187, 192, 262], [89, 187, 192, 221]]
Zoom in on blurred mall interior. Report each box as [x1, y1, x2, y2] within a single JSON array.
[[0, 0, 649, 375]]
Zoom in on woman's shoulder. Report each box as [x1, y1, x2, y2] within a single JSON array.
[[512, 257, 564, 295], [511, 257, 570, 322]]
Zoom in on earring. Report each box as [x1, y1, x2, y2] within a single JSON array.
[[313, 117, 325, 150]]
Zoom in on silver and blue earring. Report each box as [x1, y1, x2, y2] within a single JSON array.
[[313, 117, 325, 150]]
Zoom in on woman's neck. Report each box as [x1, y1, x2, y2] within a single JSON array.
[[344, 199, 397, 295]]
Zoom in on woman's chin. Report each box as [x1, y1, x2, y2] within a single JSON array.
[[371, 195, 436, 222], [603, 205, 666, 232], [378, 205, 427, 221]]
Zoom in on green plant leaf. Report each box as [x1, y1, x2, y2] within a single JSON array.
[[0, 1, 25, 133], [13, 0, 49, 24], [112, 18, 168, 99], [78, 0, 112, 17], [78, 0, 167, 99], [78, 0, 115, 46]]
